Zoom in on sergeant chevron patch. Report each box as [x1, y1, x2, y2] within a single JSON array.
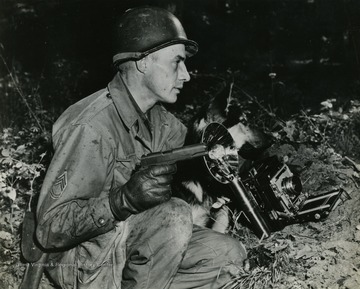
[[50, 171, 67, 199]]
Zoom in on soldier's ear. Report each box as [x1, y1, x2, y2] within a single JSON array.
[[135, 57, 148, 74]]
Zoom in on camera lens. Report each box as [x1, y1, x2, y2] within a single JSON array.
[[281, 176, 302, 196]]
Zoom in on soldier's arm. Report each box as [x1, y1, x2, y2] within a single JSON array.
[[36, 124, 117, 249]]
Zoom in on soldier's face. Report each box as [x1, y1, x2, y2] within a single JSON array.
[[144, 44, 190, 104]]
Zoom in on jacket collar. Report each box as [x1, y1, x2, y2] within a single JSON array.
[[108, 73, 142, 130], [108, 73, 162, 144]]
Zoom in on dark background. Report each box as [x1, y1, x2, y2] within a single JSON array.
[[1, 0, 359, 127]]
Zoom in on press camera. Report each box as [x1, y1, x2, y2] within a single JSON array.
[[239, 156, 347, 235], [201, 122, 348, 239]]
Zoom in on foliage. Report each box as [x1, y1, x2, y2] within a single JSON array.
[[0, 127, 48, 207], [0, 126, 50, 288], [0, 64, 53, 288], [1, 64, 360, 288], [270, 99, 360, 155]]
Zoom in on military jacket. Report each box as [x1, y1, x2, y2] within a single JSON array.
[[36, 73, 187, 249]]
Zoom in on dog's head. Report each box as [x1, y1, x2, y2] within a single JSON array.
[[188, 79, 273, 161]]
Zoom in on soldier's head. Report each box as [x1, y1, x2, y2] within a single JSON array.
[[113, 7, 198, 106]]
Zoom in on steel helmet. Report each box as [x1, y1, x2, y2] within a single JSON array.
[[113, 6, 198, 65]]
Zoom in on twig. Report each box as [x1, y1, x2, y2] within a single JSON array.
[[290, 233, 321, 240], [225, 80, 234, 115], [351, 176, 359, 188], [10, 205, 14, 234], [300, 110, 320, 134], [302, 176, 311, 185], [0, 53, 44, 133], [344, 156, 360, 172], [240, 88, 281, 122], [300, 110, 330, 146]]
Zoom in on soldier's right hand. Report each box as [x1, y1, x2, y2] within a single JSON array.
[[109, 164, 177, 220]]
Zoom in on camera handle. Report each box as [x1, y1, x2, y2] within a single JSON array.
[[215, 155, 272, 240], [227, 174, 272, 241]]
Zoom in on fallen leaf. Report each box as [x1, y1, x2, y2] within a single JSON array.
[[295, 244, 316, 259], [5, 187, 16, 201], [0, 231, 12, 240], [1, 149, 10, 157]]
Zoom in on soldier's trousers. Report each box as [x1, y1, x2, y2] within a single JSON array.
[[47, 198, 247, 289]]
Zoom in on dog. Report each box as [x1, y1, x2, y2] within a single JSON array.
[[174, 80, 273, 233]]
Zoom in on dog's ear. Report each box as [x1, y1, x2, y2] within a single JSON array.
[[211, 79, 251, 129], [208, 80, 232, 119], [200, 79, 235, 123]]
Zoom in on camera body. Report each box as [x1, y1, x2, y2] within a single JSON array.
[[240, 156, 346, 233]]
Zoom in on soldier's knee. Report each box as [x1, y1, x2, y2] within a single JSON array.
[[161, 197, 193, 240], [163, 197, 192, 218], [221, 234, 247, 263]]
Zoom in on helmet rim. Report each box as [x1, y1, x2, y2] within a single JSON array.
[[112, 6, 198, 65], [113, 38, 198, 65]]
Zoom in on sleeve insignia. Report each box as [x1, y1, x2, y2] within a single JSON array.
[[50, 171, 68, 199]]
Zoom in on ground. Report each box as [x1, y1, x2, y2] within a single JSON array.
[[225, 142, 360, 289], [1, 74, 360, 289]]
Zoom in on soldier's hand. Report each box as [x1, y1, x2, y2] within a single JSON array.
[[109, 164, 177, 220]]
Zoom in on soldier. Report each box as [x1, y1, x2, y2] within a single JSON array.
[[36, 6, 247, 289]]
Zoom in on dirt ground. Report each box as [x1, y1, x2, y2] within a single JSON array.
[[274, 144, 360, 289], [226, 143, 360, 289]]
